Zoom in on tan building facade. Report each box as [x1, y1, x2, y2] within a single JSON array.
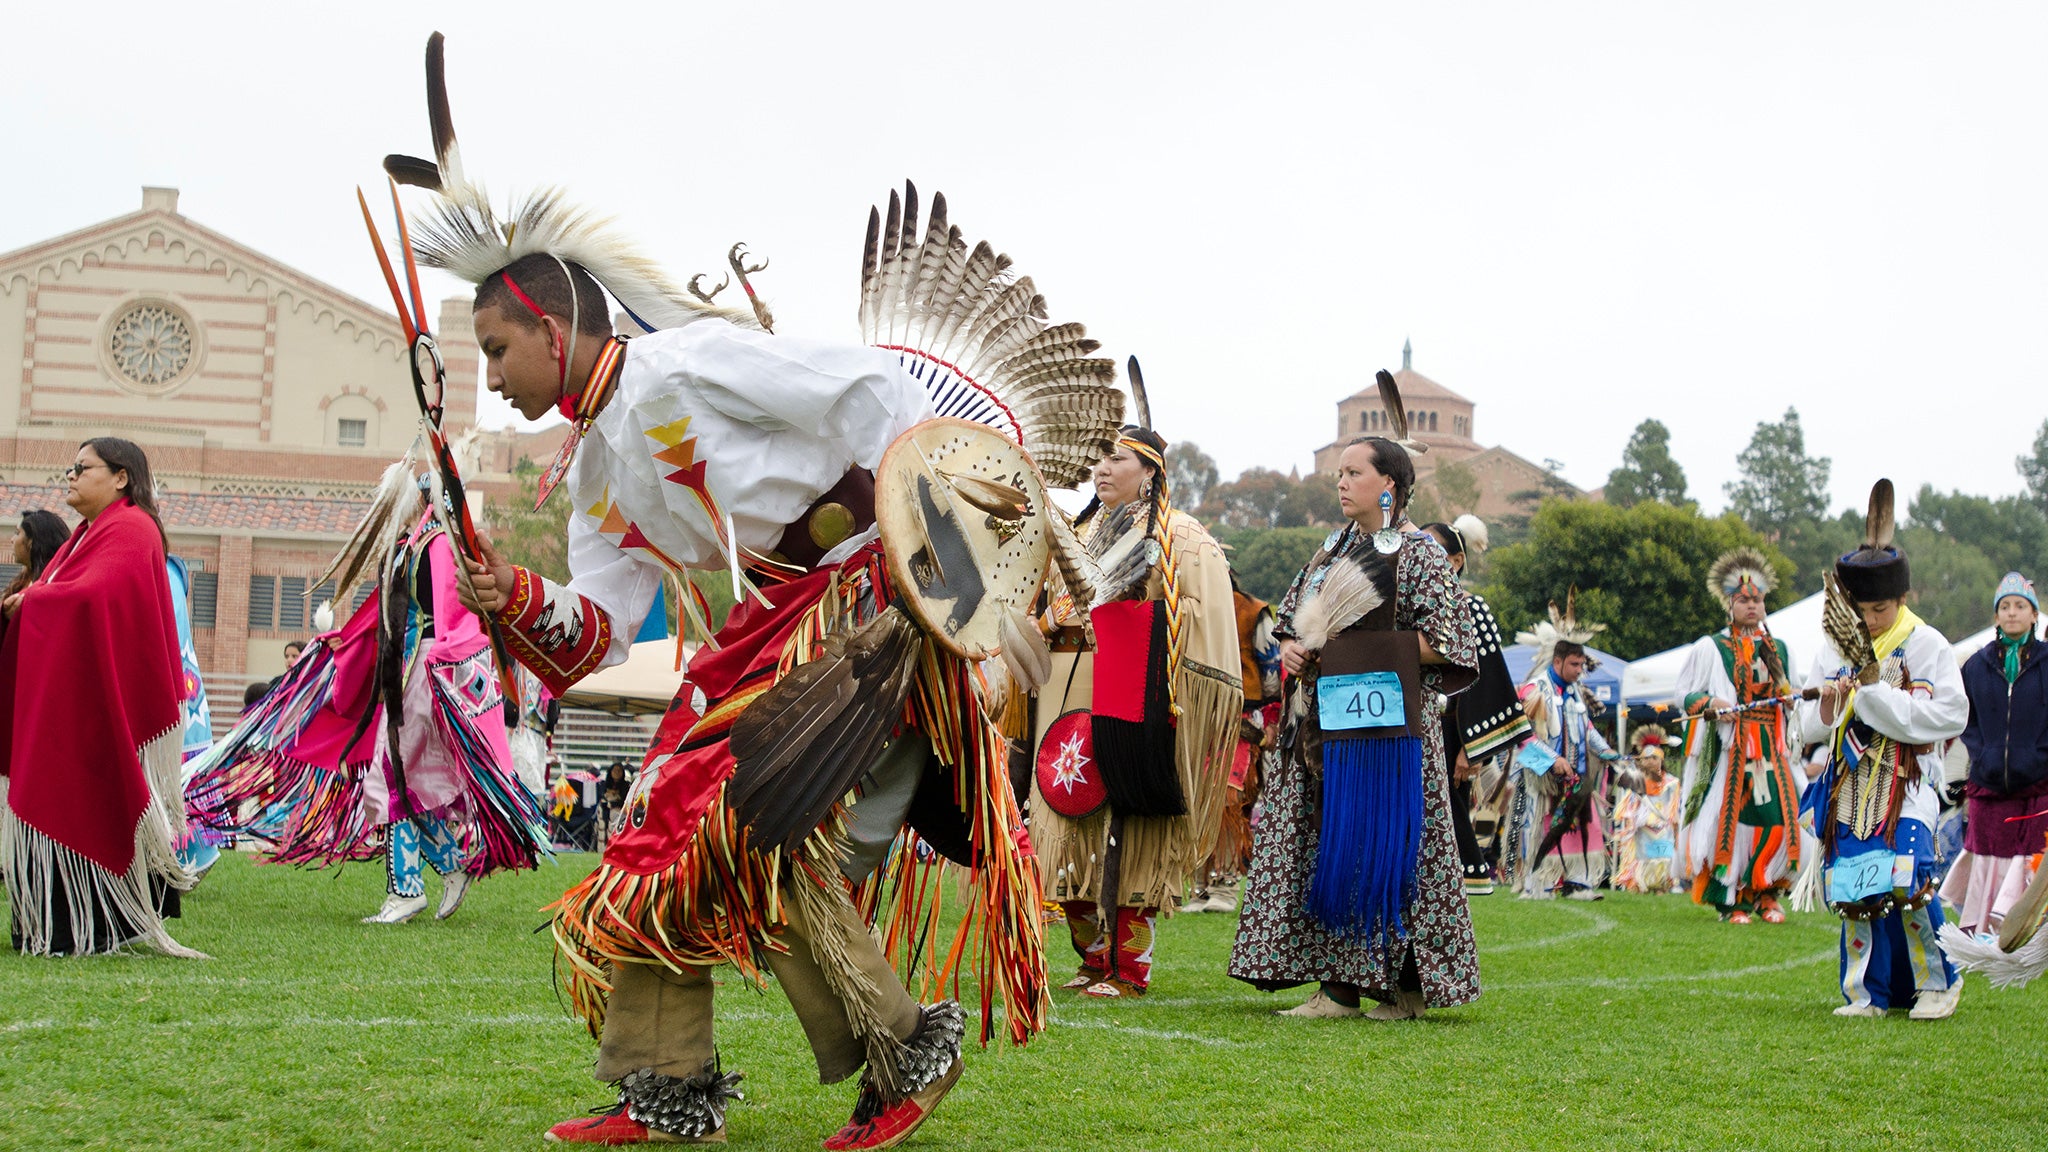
[[0, 187, 487, 681], [1311, 342, 1587, 519]]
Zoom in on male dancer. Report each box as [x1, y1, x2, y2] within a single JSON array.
[[1800, 481, 1967, 1019], [382, 34, 1118, 1146], [1674, 549, 1801, 923]]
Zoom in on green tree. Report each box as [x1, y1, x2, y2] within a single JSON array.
[[1906, 486, 2048, 580], [484, 459, 735, 635], [1724, 407, 1830, 539], [1896, 526, 2002, 640], [1432, 461, 1480, 518], [1201, 468, 1341, 530], [1477, 498, 1793, 659], [2019, 418, 2048, 513], [1214, 526, 1330, 604], [1605, 419, 1690, 508], [484, 459, 569, 584], [1775, 509, 1862, 596], [1165, 442, 1219, 515]]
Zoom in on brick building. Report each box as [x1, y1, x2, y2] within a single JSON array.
[[0, 187, 486, 682], [1311, 341, 1590, 519]]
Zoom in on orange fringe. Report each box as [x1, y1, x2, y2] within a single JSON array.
[[549, 558, 1046, 1048]]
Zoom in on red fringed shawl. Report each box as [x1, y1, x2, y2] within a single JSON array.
[[0, 499, 182, 874]]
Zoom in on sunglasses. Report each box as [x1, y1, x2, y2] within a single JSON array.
[[64, 462, 108, 480]]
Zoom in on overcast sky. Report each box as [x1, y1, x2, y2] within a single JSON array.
[[8, 3, 2043, 516]]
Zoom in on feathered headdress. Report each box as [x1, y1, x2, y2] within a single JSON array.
[[1514, 589, 1605, 681], [382, 34, 755, 333], [1707, 547, 1774, 613], [858, 181, 1123, 489], [1629, 724, 1675, 754]]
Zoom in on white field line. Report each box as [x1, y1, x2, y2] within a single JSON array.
[[1487, 947, 1838, 992], [1048, 1017, 1244, 1047], [1482, 904, 1619, 953]]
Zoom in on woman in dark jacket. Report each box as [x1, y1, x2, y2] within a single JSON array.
[[1940, 572, 2048, 938]]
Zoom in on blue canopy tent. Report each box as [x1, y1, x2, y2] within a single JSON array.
[[1501, 644, 1631, 710]]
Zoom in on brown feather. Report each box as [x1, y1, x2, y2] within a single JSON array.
[[730, 606, 925, 852], [1864, 478, 1896, 550], [1127, 356, 1153, 430], [1375, 369, 1408, 442]]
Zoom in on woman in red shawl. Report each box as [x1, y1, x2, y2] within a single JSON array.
[[0, 437, 202, 957]]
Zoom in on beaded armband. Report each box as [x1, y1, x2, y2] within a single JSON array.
[[493, 565, 612, 696]]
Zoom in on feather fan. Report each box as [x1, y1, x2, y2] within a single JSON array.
[[1821, 571, 1876, 672], [858, 181, 1122, 488], [1940, 920, 2048, 990], [1998, 853, 2048, 952], [1290, 558, 1385, 652], [1088, 504, 1153, 605], [1042, 506, 1101, 631]]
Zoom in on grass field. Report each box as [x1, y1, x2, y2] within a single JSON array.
[[2, 854, 2041, 1152]]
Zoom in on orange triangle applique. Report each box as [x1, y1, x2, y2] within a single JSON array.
[[652, 438, 698, 470]]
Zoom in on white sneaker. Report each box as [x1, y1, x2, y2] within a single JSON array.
[[435, 873, 472, 920], [1832, 1003, 1883, 1017], [1908, 985, 1961, 1020], [362, 893, 429, 924]]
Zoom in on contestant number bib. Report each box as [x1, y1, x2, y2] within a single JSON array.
[[1319, 672, 1405, 733], [1827, 848, 1913, 904], [1515, 741, 1559, 776]]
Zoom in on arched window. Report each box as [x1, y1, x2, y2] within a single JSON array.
[[1429, 411, 1439, 432]]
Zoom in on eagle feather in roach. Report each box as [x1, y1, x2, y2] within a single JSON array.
[[382, 33, 757, 333]]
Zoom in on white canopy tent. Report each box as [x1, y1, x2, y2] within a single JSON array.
[[1625, 593, 2034, 706], [559, 638, 698, 715]]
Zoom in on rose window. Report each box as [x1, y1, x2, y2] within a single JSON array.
[[107, 303, 196, 389]]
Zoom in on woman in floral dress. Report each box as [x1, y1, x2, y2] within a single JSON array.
[[1227, 435, 1479, 1019]]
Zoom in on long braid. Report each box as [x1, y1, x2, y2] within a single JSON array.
[[1122, 432, 1185, 719]]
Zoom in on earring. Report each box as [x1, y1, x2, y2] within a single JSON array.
[[1140, 477, 1155, 499]]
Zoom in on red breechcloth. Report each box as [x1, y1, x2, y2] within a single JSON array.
[[0, 499, 181, 874], [600, 559, 852, 877]]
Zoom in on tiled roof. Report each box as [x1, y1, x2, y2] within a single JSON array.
[[0, 484, 369, 536], [1342, 367, 1471, 406]]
